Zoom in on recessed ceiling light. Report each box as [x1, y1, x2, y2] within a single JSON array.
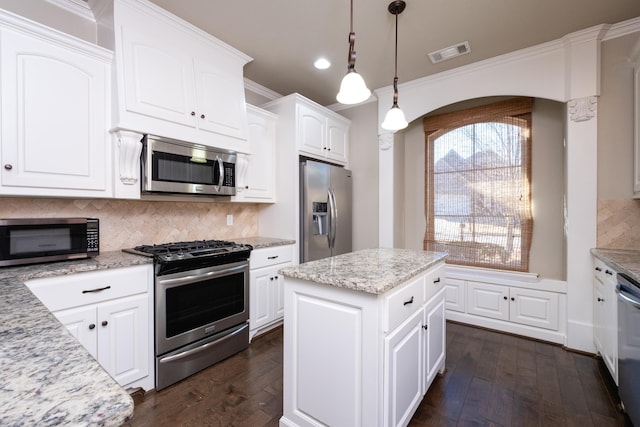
[[428, 41, 471, 64], [314, 57, 331, 70]]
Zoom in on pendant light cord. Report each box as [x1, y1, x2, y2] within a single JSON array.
[[392, 8, 399, 106]]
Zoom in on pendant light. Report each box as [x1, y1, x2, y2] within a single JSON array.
[[381, 0, 408, 131], [336, 0, 371, 104]]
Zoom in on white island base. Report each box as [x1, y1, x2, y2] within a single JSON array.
[[278, 248, 447, 427]]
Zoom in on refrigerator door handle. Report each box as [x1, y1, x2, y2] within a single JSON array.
[[328, 188, 338, 249]]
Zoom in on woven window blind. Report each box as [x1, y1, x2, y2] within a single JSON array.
[[423, 98, 533, 271]]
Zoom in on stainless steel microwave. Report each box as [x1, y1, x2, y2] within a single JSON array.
[[0, 218, 99, 267], [141, 135, 237, 196]]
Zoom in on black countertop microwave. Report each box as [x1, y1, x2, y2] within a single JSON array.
[[0, 218, 99, 267], [141, 135, 237, 196]]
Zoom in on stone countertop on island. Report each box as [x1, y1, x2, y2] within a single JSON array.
[[279, 248, 447, 295], [591, 248, 640, 283], [0, 251, 153, 427]]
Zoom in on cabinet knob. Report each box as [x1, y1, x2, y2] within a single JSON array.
[[503, 296, 508, 300], [191, 111, 196, 116], [511, 297, 515, 301], [595, 267, 602, 272], [423, 324, 428, 330], [3, 164, 12, 170], [101, 320, 108, 327], [597, 297, 604, 302], [605, 270, 613, 276], [200, 114, 205, 119], [89, 323, 96, 330]]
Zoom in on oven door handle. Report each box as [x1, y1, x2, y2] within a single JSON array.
[[158, 324, 247, 364], [159, 263, 247, 287]]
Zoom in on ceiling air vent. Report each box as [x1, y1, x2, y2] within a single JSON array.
[[428, 41, 471, 64]]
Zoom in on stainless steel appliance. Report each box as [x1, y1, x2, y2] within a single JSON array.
[[124, 240, 252, 390], [0, 218, 99, 267], [616, 273, 640, 426], [141, 134, 237, 196], [300, 159, 352, 263]]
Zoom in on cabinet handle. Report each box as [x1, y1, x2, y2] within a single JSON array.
[[597, 297, 604, 302], [101, 320, 108, 327], [423, 324, 428, 330], [403, 296, 414, 306], [89, 324, 96, 330], [267, 256, 279, 260], [605, 270, 613, 276], [595, 267, 602, 272], [434, 277, 441, 283], [3, 164, 12, 170], [82, 285, 111, 294]]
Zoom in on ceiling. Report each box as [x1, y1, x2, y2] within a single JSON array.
[[148, 0, 640, 107]]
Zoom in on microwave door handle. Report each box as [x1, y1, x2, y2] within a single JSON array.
[[215, 157, 223, 191]]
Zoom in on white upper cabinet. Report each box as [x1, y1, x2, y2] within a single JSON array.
[[93, 0, 252, 153], [296, 100, 350, 165], [0, 10, 112, 197]]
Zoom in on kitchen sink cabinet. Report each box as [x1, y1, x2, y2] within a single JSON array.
[[248, 244, 294, 340], [93, 0, 251, 154], [232, 105, 277, 203], [592, 257, 618, 384], [26, 265, 154, 391], [0, 10, 112, 198], [281, 259, 445, 427]]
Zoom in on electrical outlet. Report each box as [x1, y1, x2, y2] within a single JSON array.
[[226, 214, 233, 226]]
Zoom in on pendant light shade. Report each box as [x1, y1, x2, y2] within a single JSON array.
[[381, 0, 408, 131], [336, 0, 371, 104]]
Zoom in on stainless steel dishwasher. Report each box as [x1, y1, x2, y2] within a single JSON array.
[[616, 273, 640, 426]]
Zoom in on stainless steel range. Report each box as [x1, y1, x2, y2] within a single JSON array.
[[124, 240, 252, 390]]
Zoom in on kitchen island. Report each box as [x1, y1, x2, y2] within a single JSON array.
[[278, 248, 447, 427]]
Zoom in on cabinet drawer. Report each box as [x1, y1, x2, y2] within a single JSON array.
[[424, 263, 445, 302], [593, 258, 617, 285], [383, 275, 425, 332], [250, 245, 293, 269], [26, 265, 150, 312]]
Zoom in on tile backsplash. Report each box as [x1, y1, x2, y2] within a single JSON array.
[[0, 197, 258, 251], [597, 199, 640, 250]]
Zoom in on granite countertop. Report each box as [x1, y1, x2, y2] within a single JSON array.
[[279, 248, 447, 294], [0, 251, 153, 427], [591, 248, 640, 283], [231, 236, 296, 249], [0, 236, 291, 426]]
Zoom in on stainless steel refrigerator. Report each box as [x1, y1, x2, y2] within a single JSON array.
[[300, 159, 352, 263]]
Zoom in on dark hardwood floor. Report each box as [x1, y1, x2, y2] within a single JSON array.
[[124, 322, 631, 427]]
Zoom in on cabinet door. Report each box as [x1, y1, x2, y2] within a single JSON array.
[[424, 291, 446, 391], [97, 294, 149, 388], [194, 52, 248, 143], [118, 5, 197, 128], [602, 279, 618, 383], [250, 267, 274, 331], [509, 287, 559, 330], [0, 29, 110, 195], [241, 106, 276, 201], [466, 281, 509, 321], [444, 277, 466, 313], [385, 309, 423, 427], [593, 277, 605, 354], [55, 306, 98, 359], [273, 263, 292, 320], [297, 103, 326, 156], [326, 116, 349, 164]]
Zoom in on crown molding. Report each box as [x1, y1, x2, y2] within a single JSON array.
[[603, 15, 640, 41], [44, 0, 95, 21], [243, 78, 282, 102]]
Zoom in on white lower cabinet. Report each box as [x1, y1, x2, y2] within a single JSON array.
[[26, 265, 154, 391], [249, 245, 293, 340], [592, 257, 618, 384], [281, 261, 445, 427]]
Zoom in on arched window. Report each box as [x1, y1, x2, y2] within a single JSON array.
[[423, 98, 533, 271]]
